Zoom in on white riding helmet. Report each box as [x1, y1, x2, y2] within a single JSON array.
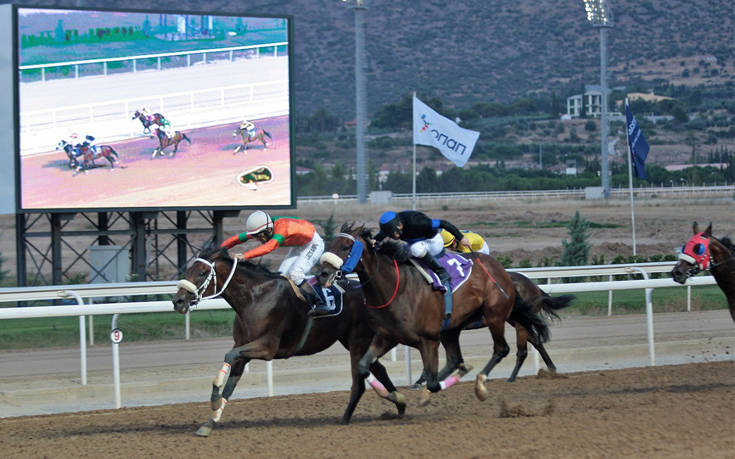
[[245, 210, 273, 236]]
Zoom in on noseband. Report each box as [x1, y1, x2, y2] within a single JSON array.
[[177, 257, 238, 306]]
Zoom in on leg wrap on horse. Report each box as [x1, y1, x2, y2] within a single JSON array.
[[214, 362, 231, 388], [212, 398, 228, 423], [366, 374, 389, 398]]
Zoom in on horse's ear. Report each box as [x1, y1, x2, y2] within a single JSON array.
[[692, 221, 699, 234], [703, 222, 712, 237]]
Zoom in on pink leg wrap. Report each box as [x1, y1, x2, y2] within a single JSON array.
[[440, 374, 460, 391], [366, 374, 389, 398]]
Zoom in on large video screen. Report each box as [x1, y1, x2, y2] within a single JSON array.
[[15, 6, 293, 212]]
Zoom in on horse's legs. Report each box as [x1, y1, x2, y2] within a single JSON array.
[[528, 335, 557, 373], [367, 360, 406, 417], [342, 333, 405, 424], [196, 338, 275, 437], [507, 324, 527, 383], [416, 338, 441, 405], [437, 329, 467, 381], [475, 314, 510, 401]]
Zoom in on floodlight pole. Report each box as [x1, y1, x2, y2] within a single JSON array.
[[584, 0, 613, 199], [599, 25, 610, 198], [352, 0, 368, 204]]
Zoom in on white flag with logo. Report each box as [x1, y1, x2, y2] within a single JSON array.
[[413, 95, 480, 167]]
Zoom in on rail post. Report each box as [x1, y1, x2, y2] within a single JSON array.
[[111, 313, 122, 408], [628, 267, 655, 366], [61, 290, 87, 385]]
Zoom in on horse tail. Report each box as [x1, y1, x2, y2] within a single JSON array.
[[509, 292, 550, 344], [538, 293, 574, 322], [183, 133, 192, 144], [264, 130, 272, 140]]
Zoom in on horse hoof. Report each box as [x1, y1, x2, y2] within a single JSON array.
[[388, 392, 407, 416], [474, 373, 488, 401], [457, 363, 474, 378], [418, 388, 431, 407], [195, 420, 215, 437], [410, 383, 424, 390]]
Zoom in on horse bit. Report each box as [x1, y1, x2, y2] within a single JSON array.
[[177, 257, 238, 306]]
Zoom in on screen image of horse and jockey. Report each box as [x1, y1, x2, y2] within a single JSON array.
[[16, 6, 294, 212]]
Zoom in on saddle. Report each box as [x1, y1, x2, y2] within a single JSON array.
[[285, 277, 346, 318], [415, 252, 473, 294]]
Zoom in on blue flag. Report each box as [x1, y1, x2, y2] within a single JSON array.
[[625, 102, 650, 180]]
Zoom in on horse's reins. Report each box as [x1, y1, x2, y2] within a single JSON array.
[[476, 259, 510, 300], [324, 232, 400, 309], [177, 257, 238, 306]]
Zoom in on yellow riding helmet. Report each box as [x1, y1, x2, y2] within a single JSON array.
[[441, 229, 455, 248]]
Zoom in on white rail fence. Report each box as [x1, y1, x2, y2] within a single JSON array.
[[0, 263, 719, 409], [20, 79, 289, 155], [18, 42, 288, 82], [298, 185, 735, 204]]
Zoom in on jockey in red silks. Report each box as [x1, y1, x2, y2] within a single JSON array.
[[221, 210, 332, 316]]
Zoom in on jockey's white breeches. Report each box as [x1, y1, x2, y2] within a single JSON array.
[[278, 231, 325, 285], [409, 232, 444, 258], [478, 241, 490, 255]]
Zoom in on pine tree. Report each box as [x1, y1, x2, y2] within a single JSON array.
[[560, 211, 590, 267]]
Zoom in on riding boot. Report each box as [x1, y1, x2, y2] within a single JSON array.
[[299, 284, 332, 316], [420, 253, 453, 320]]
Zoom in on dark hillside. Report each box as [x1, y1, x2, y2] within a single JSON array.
[[16, 0, 735, 120]]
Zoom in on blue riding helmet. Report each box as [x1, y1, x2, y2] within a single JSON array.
[[379, 211, 401, 237]]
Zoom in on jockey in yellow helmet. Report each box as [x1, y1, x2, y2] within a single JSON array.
[[441, 229, 489, 255]]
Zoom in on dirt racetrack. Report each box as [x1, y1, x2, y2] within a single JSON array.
[[2, 361, 732, 458]]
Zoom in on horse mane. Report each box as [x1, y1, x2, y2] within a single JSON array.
[[338, 222, 411, 261], [718, 236, 735, 255], [197, 245, 282, 279]]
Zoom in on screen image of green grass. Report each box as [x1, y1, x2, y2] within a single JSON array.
[[0, 286, 727, 351]]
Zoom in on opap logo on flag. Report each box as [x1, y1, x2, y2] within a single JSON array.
[[413, 96, 480, 167]]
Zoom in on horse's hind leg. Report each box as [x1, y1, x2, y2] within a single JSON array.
[[507, 324, 527, 383], [475, 314, 510, 401], [417, 338, 441, 406], [529, 336, 563, 377]]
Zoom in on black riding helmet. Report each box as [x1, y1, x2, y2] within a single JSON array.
[[379, 211, 402, 238]]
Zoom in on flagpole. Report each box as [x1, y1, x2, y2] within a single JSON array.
[[625, 98, 637, 256], [412, 91, 417, 210]]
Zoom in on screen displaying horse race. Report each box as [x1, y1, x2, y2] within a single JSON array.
[[15, 6, 294, 212]]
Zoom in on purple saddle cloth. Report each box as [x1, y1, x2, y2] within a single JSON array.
[[418, 252, 473, 293]]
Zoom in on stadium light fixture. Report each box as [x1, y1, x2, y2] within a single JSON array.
[[342, 0, 368, 204], [583, 0, 613, 198]]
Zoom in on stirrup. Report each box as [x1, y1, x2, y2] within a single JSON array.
[[308, 302, 332, 316]]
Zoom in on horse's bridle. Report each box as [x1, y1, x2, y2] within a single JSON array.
[[177, 257, 238, 306], [321, 232, 400, 308]]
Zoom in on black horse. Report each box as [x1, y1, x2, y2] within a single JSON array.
[[671, 222, 735, 322], [172, 247, 406, 437]]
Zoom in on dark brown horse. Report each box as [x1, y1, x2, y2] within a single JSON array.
[[317, 224, 549, 405], [131, 109, 167, 135], [671, 222, 735, 322], [233, 125, 272, 153], [172, 247, 406, 437], [152, 128, 191, 158], [61, 141, 121, 175], [412, 271, 574, 387]]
